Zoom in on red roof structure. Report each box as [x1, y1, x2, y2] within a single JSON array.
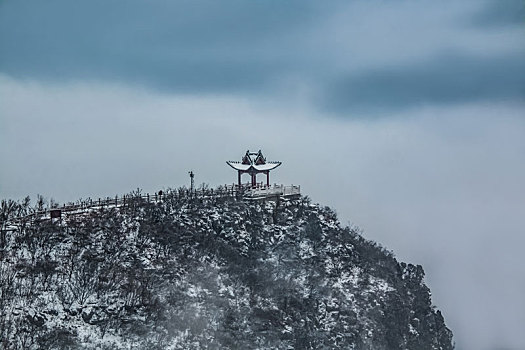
[[227, 150, 281, 187]]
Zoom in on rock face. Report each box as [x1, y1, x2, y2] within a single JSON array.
[[0, 192, 453, 349]]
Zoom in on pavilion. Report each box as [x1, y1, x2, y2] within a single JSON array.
[[226, 150, 281, 187]]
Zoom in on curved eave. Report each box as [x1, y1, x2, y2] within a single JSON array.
[[226, 161, 282, 172], [253, 162, 281, 171], [226, 161, 251, 171]]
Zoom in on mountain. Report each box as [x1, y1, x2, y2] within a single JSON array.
[[0, 189, 453, 349]]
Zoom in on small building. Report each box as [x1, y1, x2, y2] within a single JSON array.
[[226, 150, 281, 187]]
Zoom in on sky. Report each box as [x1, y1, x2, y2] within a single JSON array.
[[1, 0, 524, 349]]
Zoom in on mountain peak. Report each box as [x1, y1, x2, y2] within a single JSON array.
[[0, 189, 453, 349]]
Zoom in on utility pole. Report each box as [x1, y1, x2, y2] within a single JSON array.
[[189, 171, 195, 193]]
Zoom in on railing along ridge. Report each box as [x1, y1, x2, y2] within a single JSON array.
[[3, 183, 300, 224]]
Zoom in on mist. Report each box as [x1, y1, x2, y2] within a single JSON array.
[[1, 77, 525, 349]]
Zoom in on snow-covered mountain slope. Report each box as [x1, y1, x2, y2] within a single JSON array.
[[0, 191, 453, 349]]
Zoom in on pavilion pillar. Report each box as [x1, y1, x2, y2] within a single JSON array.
[[251, 173, 256, 187], [266, 171, 269, 187], [238, 171, 241, 187]]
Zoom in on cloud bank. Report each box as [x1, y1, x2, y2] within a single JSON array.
[[1, 0, 523, 113]]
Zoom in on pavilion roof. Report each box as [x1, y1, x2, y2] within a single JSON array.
[[226, 161, 281, 172], [227, 150, 281, 172]]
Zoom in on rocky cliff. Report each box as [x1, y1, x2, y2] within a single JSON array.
[[0, 190, 453, 349]]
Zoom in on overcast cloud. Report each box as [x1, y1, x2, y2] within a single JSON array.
[[1, 1, 525, 349], [1, 0, 524, 109]]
